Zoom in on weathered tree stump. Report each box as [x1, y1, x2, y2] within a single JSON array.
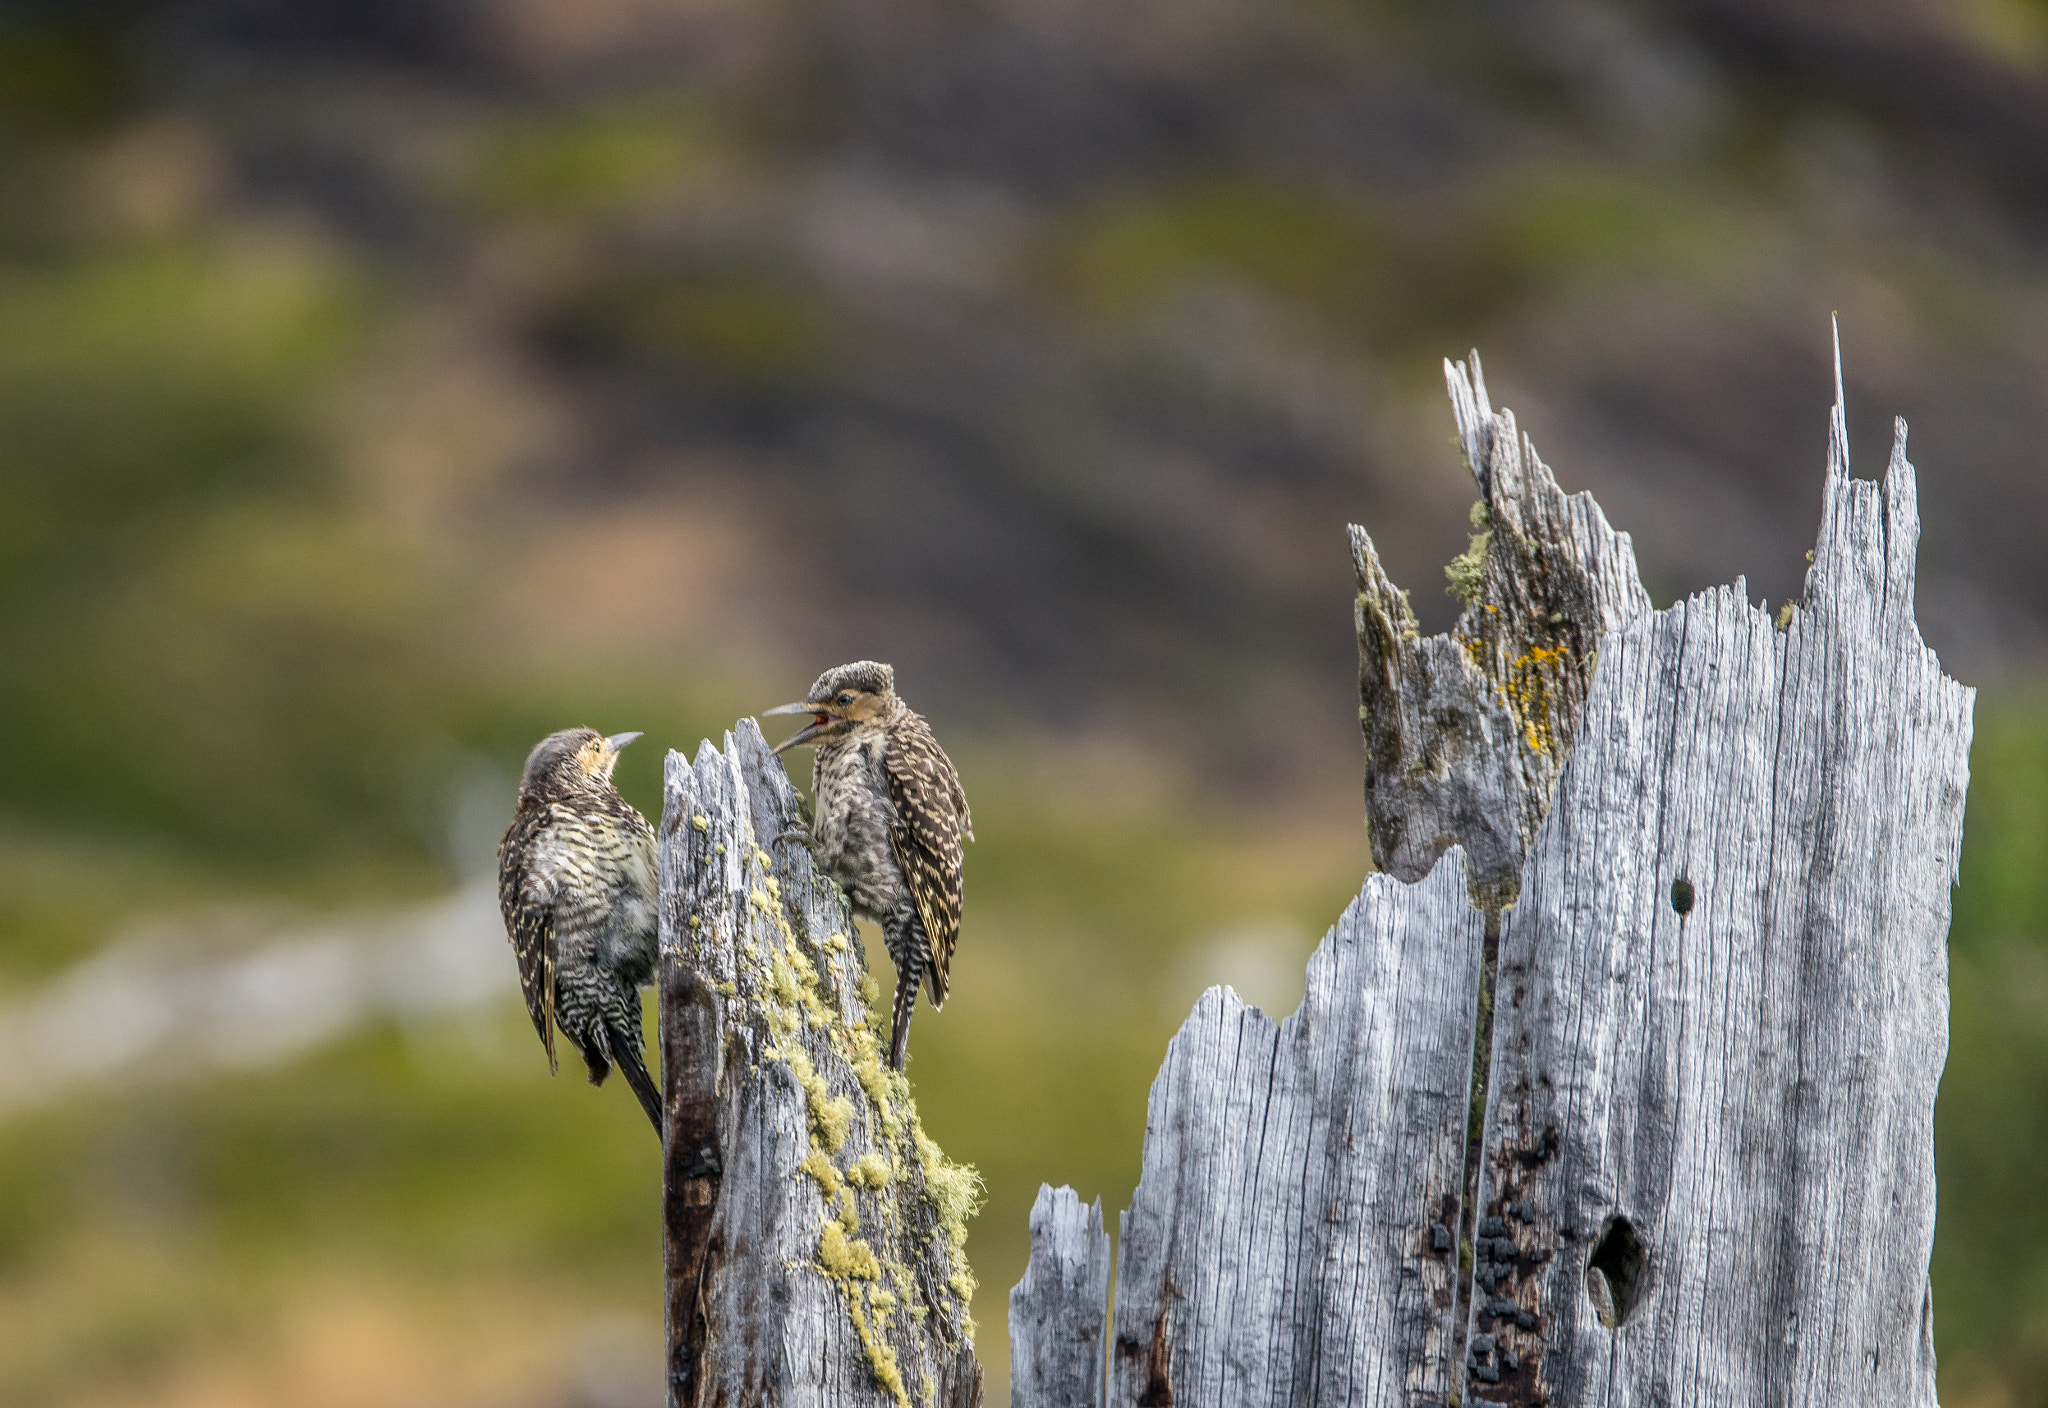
[[659, 721, 984, 1408], [1008, 344, 1971, 1407], [1008, 1187, 1111, 1408]]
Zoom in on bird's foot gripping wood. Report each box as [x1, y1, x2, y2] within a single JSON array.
[[659, 720, 984, 1408]]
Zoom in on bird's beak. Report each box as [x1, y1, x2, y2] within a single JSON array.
[[605, 731, 644, 752], [761, 701, 829, 755]]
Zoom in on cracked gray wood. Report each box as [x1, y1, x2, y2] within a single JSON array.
[[1351, 354, 1651, 905], [660, 719, 983, 1408], [1008, 1187, 1109, 1408], [1105, 849, 1486, 1408], [1005, 342, 1968, 1408], [1462, 379, 1969, 1406]]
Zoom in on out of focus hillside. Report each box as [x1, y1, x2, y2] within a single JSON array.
[[1, 0, 2046, 1403]]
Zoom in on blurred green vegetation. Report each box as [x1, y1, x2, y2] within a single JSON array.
[[1043, 182, 1390, 323], [0, 240, 384, 866], [462, 101, 716, 217], [547, 267, 840, 391], [1935, 692, 2048, 1402], [1036, 167, 1759, 361]]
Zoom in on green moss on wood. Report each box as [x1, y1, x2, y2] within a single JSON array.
[[1446, 530, 1491, 604]]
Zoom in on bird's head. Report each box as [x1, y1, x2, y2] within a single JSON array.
[[762, 660, 896, 755], [521, 727, 644, 793]]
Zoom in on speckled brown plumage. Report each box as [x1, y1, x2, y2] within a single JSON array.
[[764, 661, 972, 1070], [498, 727, 662, 1133]]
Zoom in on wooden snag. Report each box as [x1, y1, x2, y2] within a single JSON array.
[[659, 720, 985, 1408], [1007, 342, 1970, 1408], [1008, 1186, 1111, 1408], [1464, 373, 1968, 1406], [1103, 849, 1486, 1408]]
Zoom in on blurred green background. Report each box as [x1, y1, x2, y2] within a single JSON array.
[[0, 0, 2045, 1404]]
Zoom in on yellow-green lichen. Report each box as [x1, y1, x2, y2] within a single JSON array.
[[817, 1212, 908, 1407], [729, 814, 982, 1391], [820, 1219, 879, 1280], [915, 1126, 984, 1308], [847, 1298, 908, 1405], [769, 949, 804, 1009], [1776, 602, 1795, 631], [849, 1152, 893, 1189], [800, 1150, 843, 1201], [850, 1042, 907, 1143], [782, 1045, 854, 1153], [691, 814, 710, 832], [1446, 527, 1491, 604]]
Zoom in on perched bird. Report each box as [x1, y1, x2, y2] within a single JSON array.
[[763, 662, 972, 1071], [498, 728, 662, 1134]]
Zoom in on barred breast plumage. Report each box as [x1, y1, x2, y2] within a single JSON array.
[[498, 727, 662, 1133], [764, 661, 971, 1071]]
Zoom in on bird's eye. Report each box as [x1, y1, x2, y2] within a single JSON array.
[[837, 692, 856, 705]]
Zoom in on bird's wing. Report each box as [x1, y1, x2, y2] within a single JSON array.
[[885, 716, 968, 1007], [614, 791, 659, 865], [498, 822, 560, 1074]]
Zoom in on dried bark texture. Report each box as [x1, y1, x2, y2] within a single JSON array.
[[1106, 850, 1487, 1408], [1462, 386, 1970, 1405], [1352, 354, 1652, 906], [660, 720, 984, 1408], [1008, 1187, 1109, 1408], [1006, 343, 1968, 1408]]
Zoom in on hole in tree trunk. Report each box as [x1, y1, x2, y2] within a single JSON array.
[[1670, 878, 1695, 915], [1586, 1215, 1649, 1329]]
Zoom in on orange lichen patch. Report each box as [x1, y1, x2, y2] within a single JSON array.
[[1505, 643, 1573, 756]]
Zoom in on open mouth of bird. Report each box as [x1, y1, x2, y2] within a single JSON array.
[[762, 701, 836, 754]]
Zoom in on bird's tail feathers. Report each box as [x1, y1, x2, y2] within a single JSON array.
[[581, 1030, 613, 1087], [612, 1027, 665, 1137], [889, 967, 918, 1072]]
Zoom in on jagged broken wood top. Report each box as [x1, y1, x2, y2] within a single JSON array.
[[1008, 345, 1968, 1408], [1352, 355, 1651, 906]]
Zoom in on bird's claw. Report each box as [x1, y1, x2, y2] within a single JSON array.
[[771, 825, 813, 850]]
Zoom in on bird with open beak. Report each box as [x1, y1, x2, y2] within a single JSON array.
[[762, 662, 972, 1071], [498, 728, 663, 1133]]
